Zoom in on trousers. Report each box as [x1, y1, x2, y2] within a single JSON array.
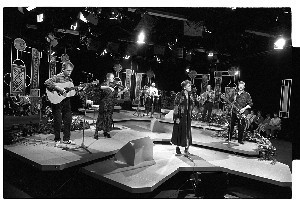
[[52, 98, 72, 141], [229, 112, 246, 142]]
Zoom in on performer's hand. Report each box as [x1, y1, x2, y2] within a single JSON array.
[[56, 87, 66, 95], [239, 108, 245, 114], [109, 87, 115, 92], [175, 118, 180, 124]]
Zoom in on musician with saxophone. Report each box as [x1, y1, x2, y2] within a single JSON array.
[[93, 73, 128, 139], [44, 61, 76, 145], [228, 81, 253, 144]]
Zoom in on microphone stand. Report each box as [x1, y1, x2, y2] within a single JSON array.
[[71, 75, 92, 154]]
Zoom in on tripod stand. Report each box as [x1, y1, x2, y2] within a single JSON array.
[[75, 108, 92, 154]]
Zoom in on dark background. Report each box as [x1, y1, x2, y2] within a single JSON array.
[[3, 7, 294, 117]]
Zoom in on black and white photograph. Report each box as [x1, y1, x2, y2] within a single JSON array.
[[1, 0, 298, 199]]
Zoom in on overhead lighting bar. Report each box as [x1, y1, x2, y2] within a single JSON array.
[[128, 8, 187, 21], [245, 30, 276, 38]]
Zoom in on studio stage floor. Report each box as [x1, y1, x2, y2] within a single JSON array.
[[3, 110, 292, 194]]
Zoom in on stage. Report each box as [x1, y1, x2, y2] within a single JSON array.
[[3, 109, 292, 197]]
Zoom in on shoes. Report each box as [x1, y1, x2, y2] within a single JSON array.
[[184, 148, 190, 156], [104, 132, 111, 138], [238, 141, 244, 144], [55, 140, 61, 146], [63, 140, 76, 145], [176, 147, 182, 155], [94, 132, 98, 140]]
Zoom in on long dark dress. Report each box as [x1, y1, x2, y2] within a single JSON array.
[[95, 81, 117, 133], [171, 91, 196, 147]]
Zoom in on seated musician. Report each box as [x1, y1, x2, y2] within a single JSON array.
[[4, 93, 13, 115], [256, 113, 271, 134], [12, 94, 21, 116], [22, 94, 31, 116], [245, 110, 256, 130], [264, 112, 281, 138], [249, 110, 264, 132]]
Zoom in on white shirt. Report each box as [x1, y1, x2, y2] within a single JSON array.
[[149, 86, 158, 96]]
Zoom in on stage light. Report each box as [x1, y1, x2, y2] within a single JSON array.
[[186, 68, 190, 73], [46, 33, 58, 47], [70, 22, 78, 30], [137, 31, 145, 44], [208, 52, 213, 57], [155, 56, 161, 63], [79, 12, 88, 23], [123, 55, 130, 59], [26, 7, 36, 11], [37, 13, 44, 22], [100, 49, 108, 56], [77, 47, 80, 50], [274, 37, 286, 49]]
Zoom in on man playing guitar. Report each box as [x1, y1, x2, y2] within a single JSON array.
[[228, 81, 253, 144], [44, 61, 78, 145]]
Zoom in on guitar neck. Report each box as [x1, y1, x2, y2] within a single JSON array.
[[222, 95, 240, 111]]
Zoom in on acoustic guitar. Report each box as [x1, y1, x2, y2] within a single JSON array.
[[46, 80, 98, 104]]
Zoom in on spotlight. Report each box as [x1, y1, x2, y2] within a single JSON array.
[[274, 37, 286, 49], [137, 31, 145, 44], [70, 22, 78, 30], [123, 55, 130, 59], [26, 6, 36, 11], [79, 12, 88, 23], [156, 56, 161, 63], [37, 13, 44, 22], [100, 49, 108, 56]]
